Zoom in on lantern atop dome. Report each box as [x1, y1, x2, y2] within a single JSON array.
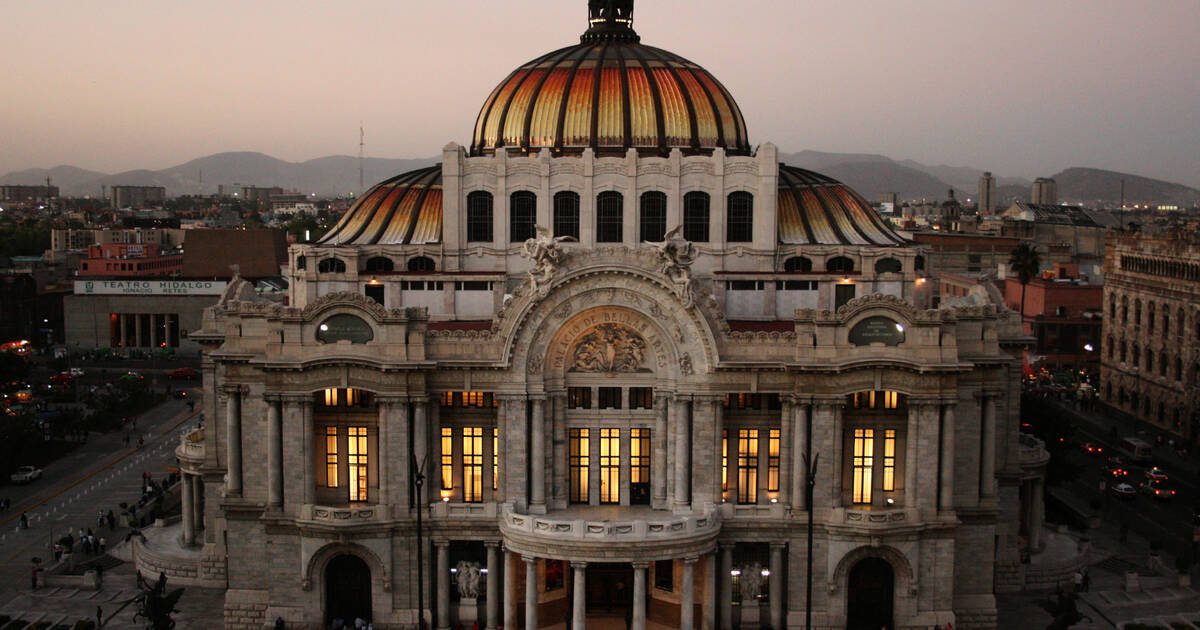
[[584, 0, 638, 42]]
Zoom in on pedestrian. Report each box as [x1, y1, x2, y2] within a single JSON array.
[[99, 537, 106, 553], [1082, 569, 1090, 592], [275, 618, 286, 630], [19, 512, 28, 529], [107, 510, 115, 530], [31, 566, 38, 590], [96, 605, 102, 627], [1073, 569, 1083, 593]]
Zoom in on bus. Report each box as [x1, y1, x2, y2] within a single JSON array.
[[1118, 437, 1153, 464]]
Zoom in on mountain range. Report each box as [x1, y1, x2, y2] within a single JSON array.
[[3, 151, 1198, 207]]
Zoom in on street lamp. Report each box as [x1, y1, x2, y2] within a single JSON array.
[[802, 452, 819, 630]]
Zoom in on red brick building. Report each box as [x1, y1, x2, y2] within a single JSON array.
[[78, 243, 183, 277], [1004, 263, 1103, 372]]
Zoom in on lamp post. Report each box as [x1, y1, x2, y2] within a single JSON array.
[[802, 452, 819, 630], [413, 454, 429, 630]]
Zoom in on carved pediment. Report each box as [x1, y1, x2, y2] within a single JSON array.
[[571, 323, 649, 373]]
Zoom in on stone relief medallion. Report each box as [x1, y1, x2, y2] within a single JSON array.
[[571, 323, 650, 373]]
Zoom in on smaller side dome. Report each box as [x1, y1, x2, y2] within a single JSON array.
[[318, 166, 443, 246], [777, 164, 906, 246]]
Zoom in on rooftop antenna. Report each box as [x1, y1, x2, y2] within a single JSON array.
[[359, 122, 365, 191]]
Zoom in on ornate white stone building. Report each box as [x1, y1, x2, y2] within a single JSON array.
[[184, 3, 1029, 628]]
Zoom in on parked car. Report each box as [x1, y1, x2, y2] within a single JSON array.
[[1139, 480, 1176, 500], [67, 367, 85, 377], [167, 367, 198, 380], [1111, 482, 1137, 499], [10, 465, 42, 483], [1080, 442, 1104, 456], [172, 390, 189, 399]]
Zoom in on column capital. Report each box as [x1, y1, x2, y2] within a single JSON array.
[[631, 561, 650, 569], [522, 556, 538, 566], [570, 560, 589, 569], [769, 542, 787, 551], [484, 540, 502, 549], [279, 393, 311, 405], [263, 393, 285, 403], [433, 540, 450, 549], [719, 542, 736, 551], [376, 394, 410, 405], [682, 556, 699, 565], [673, 393, 694, 403], [220, 384, 247, 395], [788, 394, 813, 408]]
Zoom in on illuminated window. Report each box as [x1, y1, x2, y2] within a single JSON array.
[[599, 428, 620, 504], [721, 430, 728, 492], [767, 429, 780, 492], [463, 427, 484, 502], [737, 429, 759, 504], [852, 429, 874, 504], [325, 427, 338, 488], [492, 427, 499, 491], [440, 427, 453, 491], [883, 391, 899, 409], [570, 429, 590, 504], [322, 388, 363, 408], [630, 428, 650, 505], [883, 430, 896, 492], [348, 426, 368, 502]]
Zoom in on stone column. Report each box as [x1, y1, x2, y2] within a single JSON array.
[[939, 402, 956, 512], [713, 396, 725, 503], [180, 473, 195, 546], [571, 562, 587, 630], [703, 553, 716, 630], [1030, 478, 1045, 550], [504, 550, 517, 630], [681, 557, 697, 630], [778, 399, 792, 506], [191, 475, 203, 534], [119, 314, 128, 347], [632, 562, 648, 630], [414, 399, 429, 506], [266, 395, 283, 509], [377, 398, 391, 506], [436, 542, 450, 630], [164, 314, 174, 348], [302, 400, 315, 505], [673, 396, 690, 511], [981, 393, 997, 500], [552, 393, 567, 508], [134, 313, 143, 347], [530, 397, 546, 513], [149, 314, 158, 349], [906, 402, 920, 509], [690, 397, 716, 506], [768, 544, 784, 630], [653, 394, 669, 508], [503, 397, 528, 509], [791, 400, 810, 510], [719, 544, 733, 630], [524, 557, 539, 630], [486, 542, 500, 630], [224, 386, 243, 496]]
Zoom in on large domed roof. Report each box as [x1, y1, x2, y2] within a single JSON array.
[[471, 1, 749, 157], [318, 165, 442, 246], [777, 164, 906, 246]]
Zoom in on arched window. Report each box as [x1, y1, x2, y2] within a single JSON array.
[[915, 255, 926, 272], [509, 191, 537, 242], [296, 255, 307, 271], [874, 258, 902, 274], [1109, 295, 1116, 319], [407, 256, 435, 272], [364, 256, 394, 272], [1119, 341, 1127, 363], [1146, 348, 1154, 373], [726, 192, 754, 242], [1132, 343, 1140, 368], [554, 191, 580, 240], [683, 192, 710, 242], [1134, 299, 1142, 326], [1121, 296, 1128, 324], [596, 191, 624, 243], [827, 256, 855, 273], [784, 256, 813, 273], [1106, 335, 1114, 360], [1177, 308, 1185, 338], [1162, 310, 1170, 338], [639, 191, 667, 242], [318, 258, 347, 273], [1176, 357, 1183, 382], [466, 191, 494, 242], [1148, 302, 1156, 334], [1160, 352, 1169, 377]]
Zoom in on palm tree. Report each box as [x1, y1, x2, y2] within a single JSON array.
[[1009, 242, 1041, 317]]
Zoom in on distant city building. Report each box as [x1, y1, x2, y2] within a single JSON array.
[[1100, 231, 1200, 439], [111, 185, 166, 209], [0, 184, 58, 202], [241, 186, 285, 203], [911, 232, 1021, 276], [978, 171, 996, 215], [1000, 202, 1111, 264], [1003, 263, 1102, 374], [50, 228, 185, 252], [78, 243, 183, 278], [1031, 177, 1057, 205]]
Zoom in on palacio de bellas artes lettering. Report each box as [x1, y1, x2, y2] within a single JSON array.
[[177, 2, 1038, 629]]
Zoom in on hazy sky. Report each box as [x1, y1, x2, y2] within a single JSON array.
[[3, 0, 1198, 186]]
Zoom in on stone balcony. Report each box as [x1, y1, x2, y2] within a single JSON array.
[[175, 428, 205, 472], [298, 503, 389, 526], [1019, 433, 1051, 477], [499, 504, 721, 562]]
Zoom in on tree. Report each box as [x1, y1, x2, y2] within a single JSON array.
[[1009, 242, 1041, 317]]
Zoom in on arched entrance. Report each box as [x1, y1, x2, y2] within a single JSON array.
[[846, 557, 894, 630], [325, 554, 372, 626]]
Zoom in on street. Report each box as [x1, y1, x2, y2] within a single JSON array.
[[0, 391, 201, 618]]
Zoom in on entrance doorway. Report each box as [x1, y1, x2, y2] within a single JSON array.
[[585, 563, 634, 615], [846, 557, 894, 630], [326, 554, 372, 625]]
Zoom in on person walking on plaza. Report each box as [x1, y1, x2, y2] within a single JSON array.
[[96, 605, 102, 628], [19, 512, 28, 529]]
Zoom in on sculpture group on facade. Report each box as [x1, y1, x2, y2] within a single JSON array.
[[572, 324, 648, 372], [521, 226, 575, 299], [647, 226, 698, 308]]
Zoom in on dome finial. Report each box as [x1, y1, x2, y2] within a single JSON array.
[[584, 0, 638, 42]]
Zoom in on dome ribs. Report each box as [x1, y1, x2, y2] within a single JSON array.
[[396, 168, 440, 245], [355, 181, 409, 245], [641, 46, 700, 151], [493, 48, 562, 151], [625, 47, 667, 153], [552, 47, 591, 153], [778, 167, 817, 244], [520, 46, 577, 152], [616, 48, 633, 152], [588, 42, 610, 151]]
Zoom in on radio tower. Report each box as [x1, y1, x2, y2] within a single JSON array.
[[359, 122, 365, 191]]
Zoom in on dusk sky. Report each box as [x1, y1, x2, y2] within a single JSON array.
[[3, 0, 1198, 187]]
